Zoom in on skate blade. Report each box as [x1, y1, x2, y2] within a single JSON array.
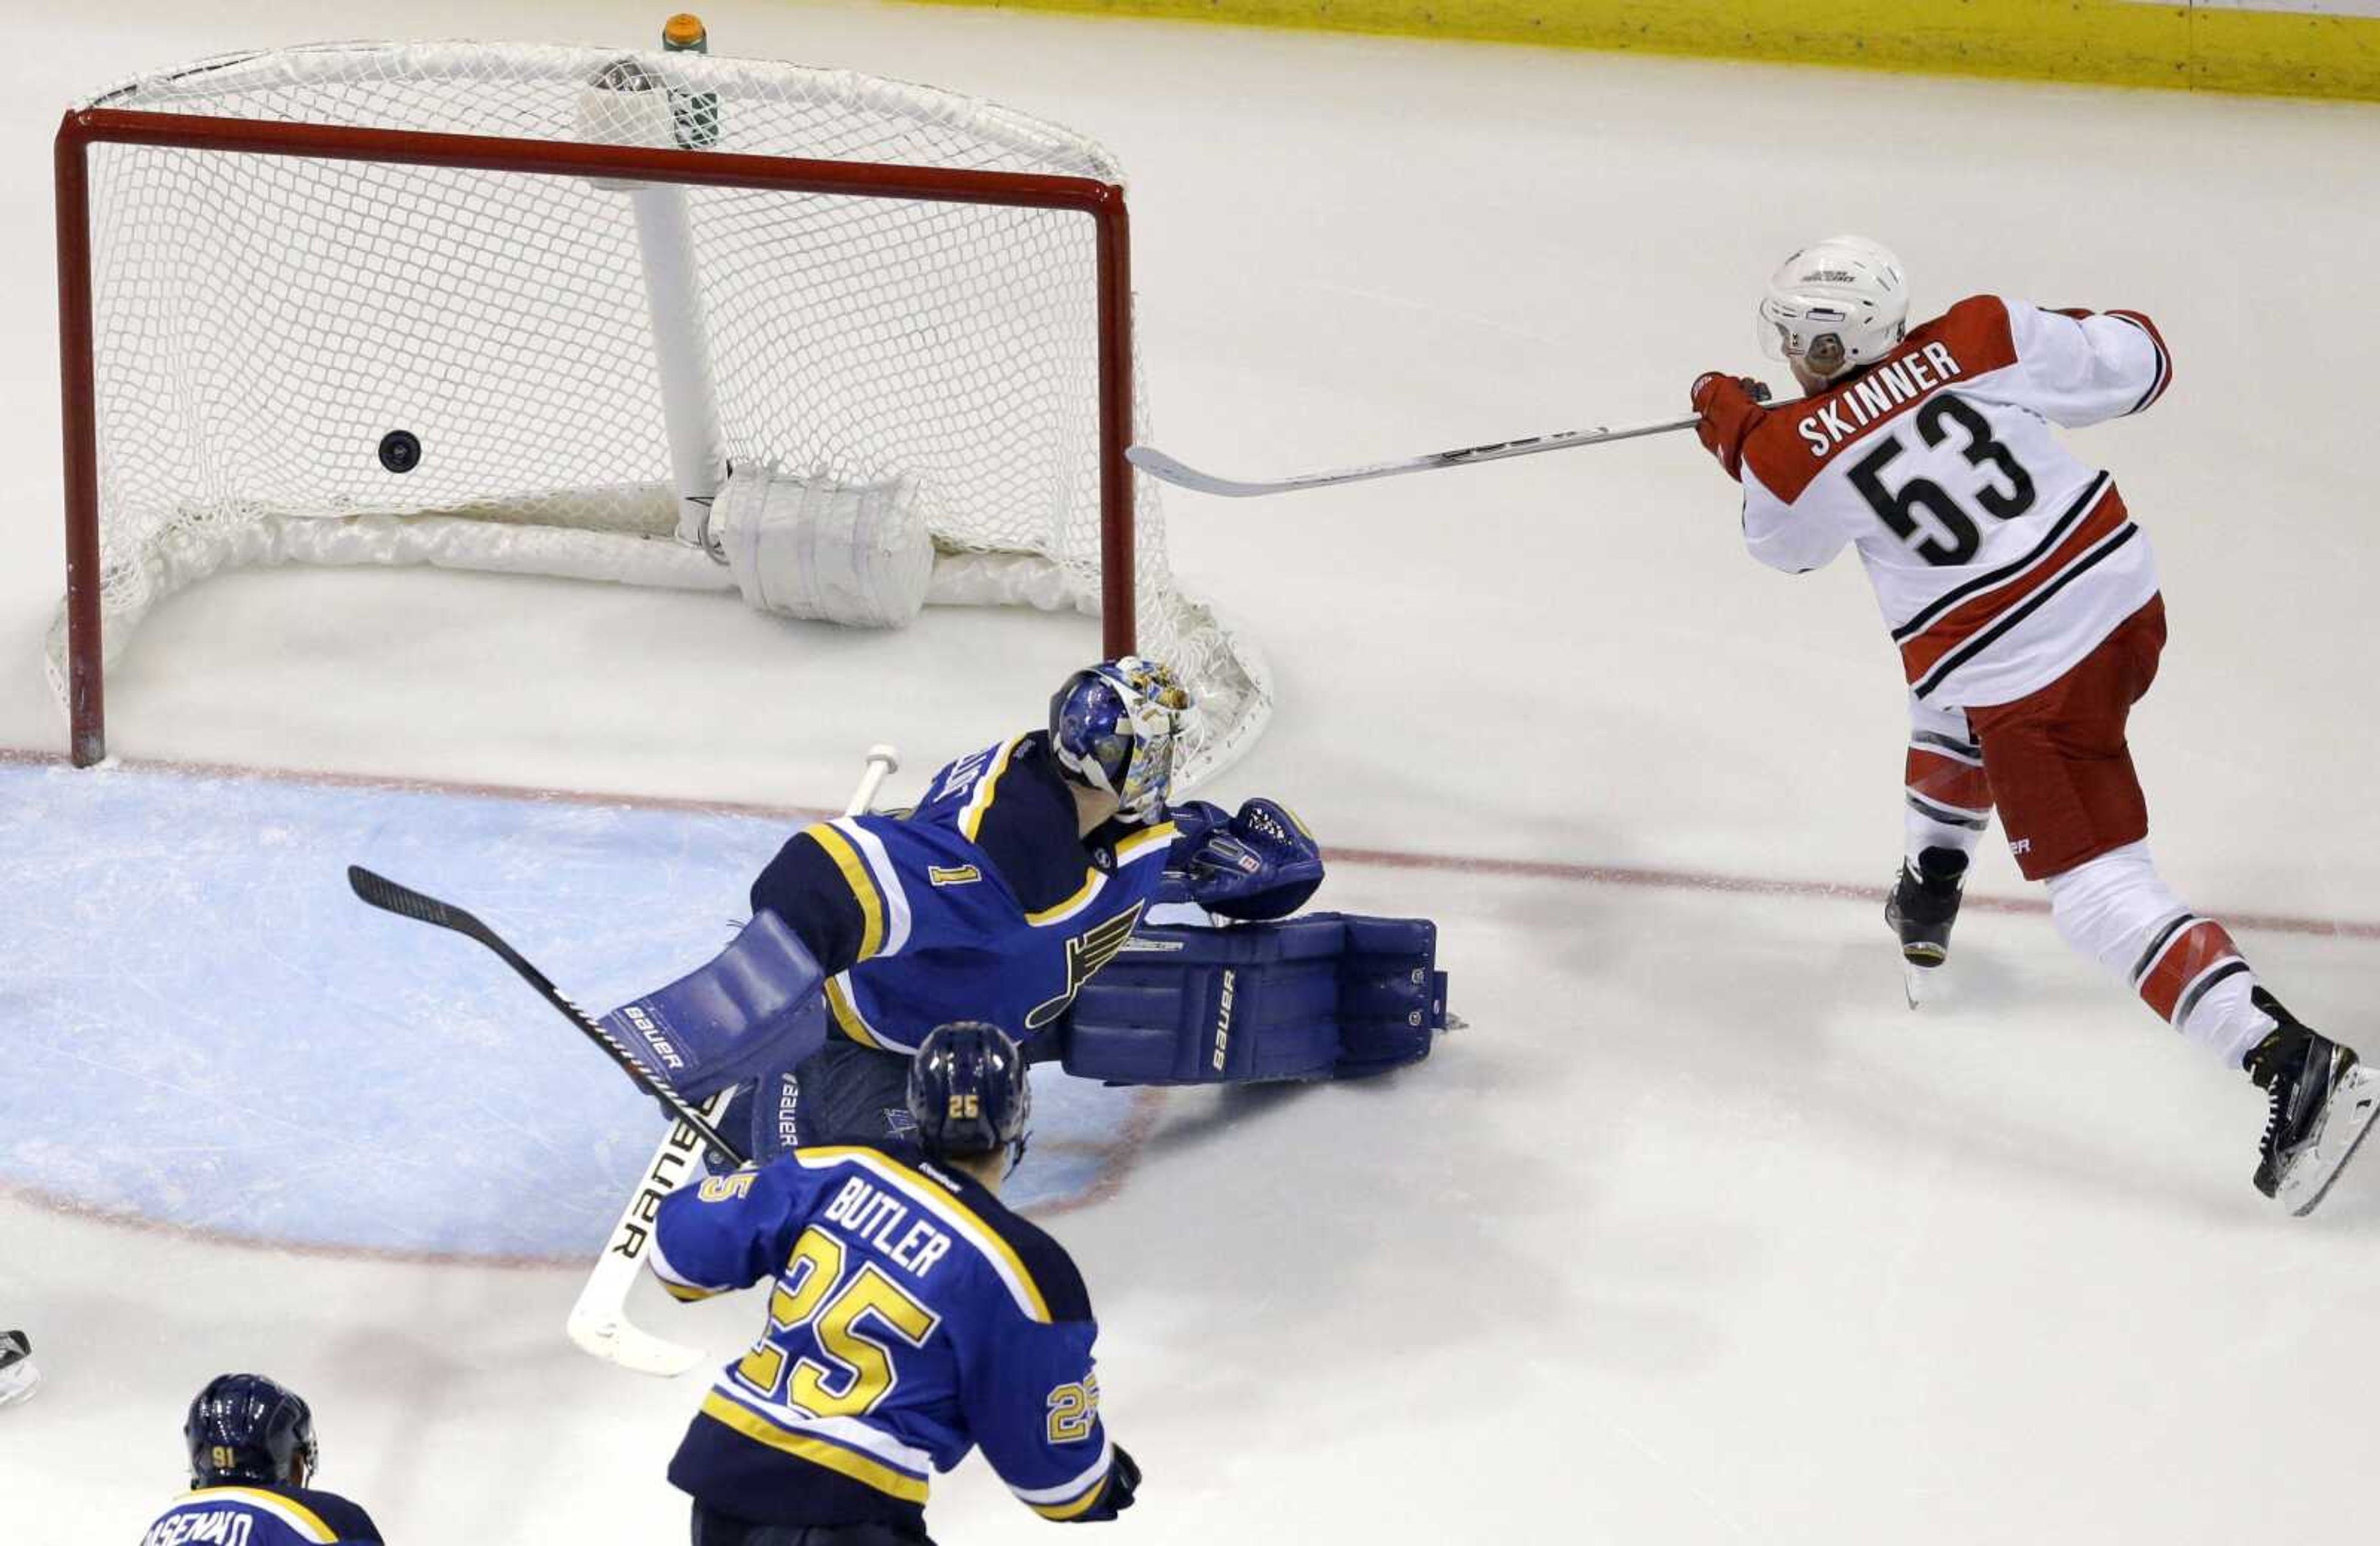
[[2278, 1064, 2380, 1218], [0, 1363, 37, 1408], [1902, 960, 1946, 1010]]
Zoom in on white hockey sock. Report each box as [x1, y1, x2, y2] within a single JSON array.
[[2045, 841, 2275, 1067], [1904, 699, 1991, 865]]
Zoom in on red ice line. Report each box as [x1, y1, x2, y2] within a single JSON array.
[[7, 745, 2374, 942]]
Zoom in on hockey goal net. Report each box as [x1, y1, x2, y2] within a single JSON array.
[[55, 39, 1268, 780]]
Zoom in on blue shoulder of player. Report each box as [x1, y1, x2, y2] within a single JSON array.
[[933, 1153, 1095, 1325], [650, 1160, 813, 1303], [912, 732, 1100, 917], [749, 733, 1091, 967], [284, 1486, 383, 1544], [749, 814, 915, 976]]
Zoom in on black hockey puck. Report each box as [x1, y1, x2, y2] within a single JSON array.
[[377, 430, 421, 474]]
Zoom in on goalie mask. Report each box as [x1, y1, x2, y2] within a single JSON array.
[[1758, 235, 1908, 380], [1049, 656, 1191, 823]]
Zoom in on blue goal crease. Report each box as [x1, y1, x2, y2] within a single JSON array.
[[0, 761, 1139, 1258]]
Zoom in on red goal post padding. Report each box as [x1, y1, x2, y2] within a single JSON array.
[[54, 106, 1139, 768]]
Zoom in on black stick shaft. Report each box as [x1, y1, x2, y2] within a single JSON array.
[[346, 865, 748, 1164]]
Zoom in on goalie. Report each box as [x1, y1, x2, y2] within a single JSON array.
[[602, 656, 1452, 1162]]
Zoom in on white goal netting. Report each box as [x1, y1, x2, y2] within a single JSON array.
[[58, 39, 1268, 785]]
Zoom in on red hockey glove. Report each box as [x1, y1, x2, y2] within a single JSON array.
[[1690, 373, 1770, 482]]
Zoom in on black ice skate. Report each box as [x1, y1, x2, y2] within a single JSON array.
[[1886, 846, 1968, 1008], [2244, 988, 2380, 1217], [0, 1330, 35, 1408]]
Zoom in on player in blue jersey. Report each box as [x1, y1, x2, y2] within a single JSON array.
[[138, 1373, 384, 1545], [746, 656, 1261, 1148], [652, 1022, 1138, 1544], [719, 656, 1324, 1154], [600, 655, 1449, 1165]]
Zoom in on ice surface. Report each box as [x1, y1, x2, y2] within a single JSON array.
[[3, 2, 2378, 1544]]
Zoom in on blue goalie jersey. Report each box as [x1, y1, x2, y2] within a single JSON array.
[[751, 731, 1179, 1056], [137, 1485, 382, 1545], [651, 1142, 1127, 1531]]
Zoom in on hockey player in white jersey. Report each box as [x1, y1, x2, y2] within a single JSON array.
[[1688, 236, 2378, 1214]]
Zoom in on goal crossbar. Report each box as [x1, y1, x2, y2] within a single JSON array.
[[54, 105, 1140, 766]]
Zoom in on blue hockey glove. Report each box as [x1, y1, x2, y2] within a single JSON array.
[[1176, 797, 1324, 921], [1082, 1447, 1140, 1520]]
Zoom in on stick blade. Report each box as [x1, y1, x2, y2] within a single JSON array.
[[566, 1310, 709, 1379], [347, 865, 480, 935], [348, 864, 440, 922], [347, 857, 449, 914], [1125, 443, 1266, 498]]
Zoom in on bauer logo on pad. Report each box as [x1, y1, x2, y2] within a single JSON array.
[[618, 1004, 685, 1071]]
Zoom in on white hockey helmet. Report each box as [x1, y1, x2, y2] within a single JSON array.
[[1757, 236, 1908, 379]]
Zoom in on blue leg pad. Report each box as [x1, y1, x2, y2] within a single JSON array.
[[1063, 912, 1448, 1087]]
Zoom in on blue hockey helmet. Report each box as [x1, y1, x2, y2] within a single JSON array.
[[1049, 656, 1192, 822], [187, 1372, 318, 1486], [907, 1021, 1032, 1167]]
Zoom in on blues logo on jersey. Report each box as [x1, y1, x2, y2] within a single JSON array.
[[750, 731, 1179, 1054]]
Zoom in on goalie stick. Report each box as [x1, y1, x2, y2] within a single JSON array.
[[1126, 413, 1700, 499], [565, 744, 901, 1377], [345, 864, 743, 1159]]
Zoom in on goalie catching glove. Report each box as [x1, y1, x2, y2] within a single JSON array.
[[1162, 797, 1326, 920]]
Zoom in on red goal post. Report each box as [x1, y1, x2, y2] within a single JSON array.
[[55, 106, 1137, 768]]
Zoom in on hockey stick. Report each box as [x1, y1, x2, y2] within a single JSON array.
[[346, 864, 744, 1160], [1127, 413, 1700, 499], [566, 1085, 735, 1377], [565, 743, 902, 1376]]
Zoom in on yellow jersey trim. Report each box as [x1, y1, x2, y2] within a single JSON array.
[[1032, 1475, 1111, 1521], [1025, 870, 1104, 927], [958, 735, 1025, 844], [699, 1391, 930, 1502], [1113, 821, 1178, 864], [824, 975, 885, 1051], [178, 1487, 337, 1542], [796, 1147, 1052, 1323], [807, 824, 885, 963], [660, 1278, 721, 1303]]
